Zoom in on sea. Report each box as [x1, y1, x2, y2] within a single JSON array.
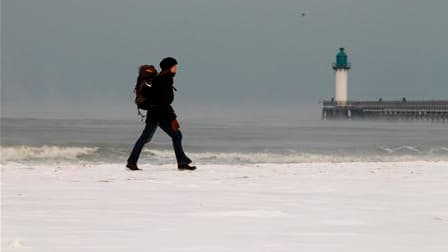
[[1, 114, 448, 166]]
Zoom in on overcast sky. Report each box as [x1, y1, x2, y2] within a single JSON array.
[[2, 0, 447, 118]]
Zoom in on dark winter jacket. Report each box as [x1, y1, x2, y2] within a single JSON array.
[[142, 71, 177, 122]]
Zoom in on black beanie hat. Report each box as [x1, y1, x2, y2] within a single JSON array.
[[160, 57, 178, 70]]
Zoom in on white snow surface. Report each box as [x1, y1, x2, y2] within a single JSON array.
[[2, 161, 448, 251]]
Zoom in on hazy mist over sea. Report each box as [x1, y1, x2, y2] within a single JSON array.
[[2, 0, 448, 119]]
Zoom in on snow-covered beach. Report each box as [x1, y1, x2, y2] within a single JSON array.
[[2, 161, 448, 251]]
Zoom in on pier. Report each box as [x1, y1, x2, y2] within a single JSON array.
[[322, 100, 448, 122]]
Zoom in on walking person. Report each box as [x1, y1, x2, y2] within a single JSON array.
[[127, 57, 196, 171]]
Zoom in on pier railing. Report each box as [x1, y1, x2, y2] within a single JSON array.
[[321, 100, 448, 121], [322, 100, 448, 112]]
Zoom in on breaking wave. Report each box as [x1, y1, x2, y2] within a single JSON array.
[[1, 144, 448, 166], [147, 149, 448, 164], [1, 145, 99, 162]]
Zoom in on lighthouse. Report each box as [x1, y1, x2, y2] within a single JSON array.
[[332, 48, 351, 104]]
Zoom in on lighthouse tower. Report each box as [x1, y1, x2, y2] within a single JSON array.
[[332, 48, 351, 104]]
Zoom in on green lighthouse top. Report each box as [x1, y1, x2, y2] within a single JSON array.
[[332, 47, 351, 70]]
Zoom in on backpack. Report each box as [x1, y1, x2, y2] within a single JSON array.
[[134, 65, 158, 118]]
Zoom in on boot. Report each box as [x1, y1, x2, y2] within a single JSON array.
[[178, 164, 197, 171], [126, 163, 141, 171]]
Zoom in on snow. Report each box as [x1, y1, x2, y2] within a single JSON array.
[[2, 161, 448, 251]]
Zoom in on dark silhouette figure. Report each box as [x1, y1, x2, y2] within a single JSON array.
[[127, 57, 196, 171]]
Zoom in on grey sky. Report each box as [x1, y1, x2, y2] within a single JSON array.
[[2, 0, 447, 118]]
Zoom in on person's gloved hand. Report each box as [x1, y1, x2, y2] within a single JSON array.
[[171, 119, 180, 131]]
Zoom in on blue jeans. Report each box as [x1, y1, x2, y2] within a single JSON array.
[[127, 120, 192, 165]]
